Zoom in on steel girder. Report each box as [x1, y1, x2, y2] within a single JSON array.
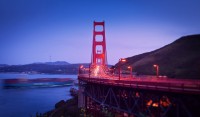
[[80, 81, 200, 117]]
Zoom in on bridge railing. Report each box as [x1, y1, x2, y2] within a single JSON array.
[[78, 65, 134, 79], [78, 76, 200, 94], [78, 66, 200, 94]]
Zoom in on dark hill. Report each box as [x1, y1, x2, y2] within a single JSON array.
[[118, 34, 200, 79], [33, 61, 70, 65], [0, 63, 90, 74]]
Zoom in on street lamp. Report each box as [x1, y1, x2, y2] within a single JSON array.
[[153, 64, 159, 78], [83, 68, 85, 74], [79, 65, 84, 75], [128, 66, 133, 78], [89, 64, 91, 78], [118, 58, 126, 80]]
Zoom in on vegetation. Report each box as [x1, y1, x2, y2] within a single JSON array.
[[118, 34, 200, 79], [43, 96, 80, 117]]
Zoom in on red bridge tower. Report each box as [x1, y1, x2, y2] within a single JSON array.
[[91, 21, 107, 66], [90, 21, 108, 76]]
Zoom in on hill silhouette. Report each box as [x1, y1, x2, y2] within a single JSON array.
[[0, 62, 89, 74], [118, 34, 200, 79]]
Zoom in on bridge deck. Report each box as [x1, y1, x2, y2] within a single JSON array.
[[78, 74, 200, 94]]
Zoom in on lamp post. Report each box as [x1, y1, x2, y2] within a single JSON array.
[[153, 64, 159, 78], [83, 68, 85, 74], [118, 58, 126, 80], [128, 66, 133, 78], [79, 65, 84, 75], [89, 64, 91, 78]]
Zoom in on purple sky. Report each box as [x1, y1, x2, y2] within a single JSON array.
[[0, 0, 200, 65]]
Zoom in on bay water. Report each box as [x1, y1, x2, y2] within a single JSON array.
[[0, 73, 77, 117]]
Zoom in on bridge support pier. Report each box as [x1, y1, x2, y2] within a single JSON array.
[[78, 81, 86, 108]]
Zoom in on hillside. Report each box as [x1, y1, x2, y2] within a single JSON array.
[[33, 61, 70, 65], [118, 34, 200, 79], [0, 62, 90, 74]]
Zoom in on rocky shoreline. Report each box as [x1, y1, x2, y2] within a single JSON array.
[[40, 88, 114, 117], [42, 96, 80, 117]]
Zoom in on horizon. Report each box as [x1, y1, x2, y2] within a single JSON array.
[[1, 0, 200, 65]]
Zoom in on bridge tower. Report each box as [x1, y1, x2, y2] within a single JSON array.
[[91, 21, 107, 66]]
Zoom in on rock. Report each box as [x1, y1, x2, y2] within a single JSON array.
[[55, 100, 65, 109]]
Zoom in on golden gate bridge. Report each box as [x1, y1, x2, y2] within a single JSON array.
[[78, 21, 200, 117]]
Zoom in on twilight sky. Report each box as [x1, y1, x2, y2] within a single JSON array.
[[0, 0, 200, 65]]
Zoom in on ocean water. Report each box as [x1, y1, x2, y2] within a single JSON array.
[[0, 73, 77, 117]]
